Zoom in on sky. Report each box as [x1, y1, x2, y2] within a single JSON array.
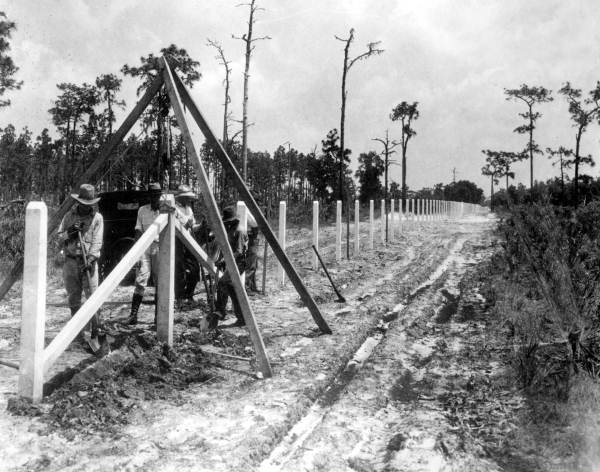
[[3, 0, 600, 195]]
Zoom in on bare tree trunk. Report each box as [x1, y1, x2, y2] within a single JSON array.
[[529, 104, 534, 189]]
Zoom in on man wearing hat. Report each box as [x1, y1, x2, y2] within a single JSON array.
[[127, 182, 163, 325], [214, 206, 248, 326], [174, 184, 200, 305], [58, 184, 104, 345]]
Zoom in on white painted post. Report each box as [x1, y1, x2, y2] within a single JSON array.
[[18, 202, 47, 402], [279, 201, 286, 285], [380, 199, 386, 244], [335, 200, 342, 261], [354, 199, 360, 255], [157, 212, 176, 345], [398, 199, 403, 234], [369, 200, 374, 249], [390, 198, 395, 242], [312, 201, 319, 271], [237, 201, 247, 286]]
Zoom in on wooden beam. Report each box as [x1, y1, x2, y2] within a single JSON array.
[[354, 199, 359, 256], [18, 202, 47, 402], [278, 201, 286, 286], [161, 58, 273, 378], [174, 222, 216, 275], [312, 201, 319, 271], [369, 199, 374, 250], [157, 213, 175, 344], [0, 73, 165, 303], [335, 200, 342, 261], [171, 69, 331, 335], [43, 214, 168, 373]]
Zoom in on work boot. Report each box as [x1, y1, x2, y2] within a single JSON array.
[[127, 294, 143, 325]]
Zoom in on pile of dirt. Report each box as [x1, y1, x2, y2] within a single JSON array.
[[8, 332, 218, 437]]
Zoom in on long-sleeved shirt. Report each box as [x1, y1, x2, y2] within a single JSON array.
[[175, 203, 196, 229], [135, 204, 161, 242], [59, 209, 104, 259]]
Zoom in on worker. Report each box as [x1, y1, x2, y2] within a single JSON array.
[[174, 184, 200, 306], [245, 209, 259, 294], [127, 182, 162, 325], [214, 206, 248, 326], [58, 184, 104, 347]]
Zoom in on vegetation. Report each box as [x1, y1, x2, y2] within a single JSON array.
[[0, 11, 21, 108]]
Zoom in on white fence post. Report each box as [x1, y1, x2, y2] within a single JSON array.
[[237, 201, 247, 286], [312, 201, 319, 271], [157, 211, 176, 345], [18, 202, 47, 402], [279, 201, 286, 285], [354, 199, 360, 255], [398, 199, 403, 234], [336, 200, 342, 261], [390, 198, 395, 242], [380, 199, 386, 244], [369, 199, 374, 249]]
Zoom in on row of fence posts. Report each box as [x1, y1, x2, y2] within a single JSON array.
[[269, 198, 483, 286], [17, 197, 483, 400]]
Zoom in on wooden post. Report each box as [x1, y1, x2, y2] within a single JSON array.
[[237, 201, 247, 286], [279, 201, 286, 286], [398, 199, 403, 234], [354, 199, 360, 255], [162, 59, 274, 377], [312, 201, 319, 271], [380, 199, 386, 244], [335, 200, 342, 261], [157, 211, 175, 345], [390, 198, 395, 242], [18, 202, 47, 402], [369, 200, 374, 249], [171, 66, 330, 335]]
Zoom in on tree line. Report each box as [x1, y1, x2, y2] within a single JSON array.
[[0, 9, 483, 218], [482, 82, 600, 206]]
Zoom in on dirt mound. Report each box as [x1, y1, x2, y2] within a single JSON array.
[[8, 332, 218, 437]]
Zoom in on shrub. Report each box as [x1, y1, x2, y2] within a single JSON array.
[[497, 202, 600, 393]]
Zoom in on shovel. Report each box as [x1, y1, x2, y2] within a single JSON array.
[[77, 230, 102, 354]]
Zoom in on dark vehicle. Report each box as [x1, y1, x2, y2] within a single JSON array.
[[98, 190, 155, 284]]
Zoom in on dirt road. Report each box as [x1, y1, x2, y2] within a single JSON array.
[[0, 212, 532, 472]]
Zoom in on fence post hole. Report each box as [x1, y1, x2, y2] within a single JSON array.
[[236, 201, 247, 286], [354, 199, 360, 255], [278, 201, 286, 286], [335, 200, 342, 261], [157, 211, 175, 345], [18, 202, 47, 402], [369, 200, 374, 249], [312, 201, 319, 271], [390, 199, 395, 242]]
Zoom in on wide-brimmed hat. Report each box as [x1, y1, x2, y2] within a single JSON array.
[[222, 206, 239, 223], [71, 184, 100, 205], [175, 184, 197, 199], [147, 182, 162, 193]]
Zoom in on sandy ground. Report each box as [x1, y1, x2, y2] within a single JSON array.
[[0, 211, 554, 471]]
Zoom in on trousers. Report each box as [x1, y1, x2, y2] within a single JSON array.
[[63, 256, 100, 335], [134, 242, 159, 296]]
